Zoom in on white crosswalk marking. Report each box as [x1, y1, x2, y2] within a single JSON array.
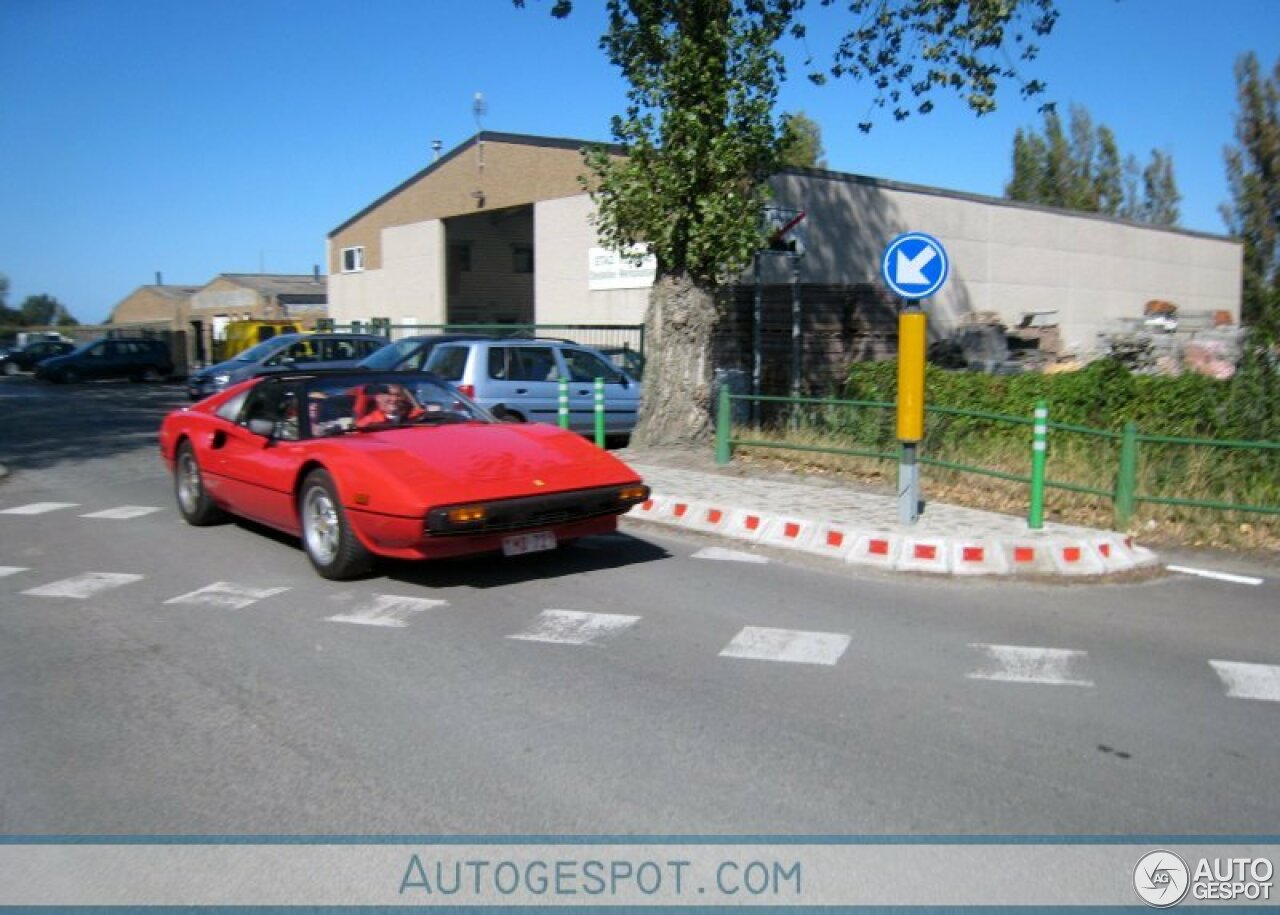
[[325, 594, 448, 628], [22, 572, 145, 599], [693, 547, 769, 564], [1210, 660, 1280, 703], [967, 644, 1094, 687], [0, 502, 80, 515], [508, 609, 641, 646], [0, 566, 29, 578], [81, 506, 163, 520], [719, 626, 851, 666], [165, 582, 290, 610]]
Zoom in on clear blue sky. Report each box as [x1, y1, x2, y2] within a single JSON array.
[[1, 0, 1275, 324]]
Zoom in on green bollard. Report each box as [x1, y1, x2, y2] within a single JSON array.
[[715, 384, 732, 465], [558, 377, 570, 430], [1114, 421, 1139, 530], [1028, 400, 1048, 529], [594, 377, 606, 447]]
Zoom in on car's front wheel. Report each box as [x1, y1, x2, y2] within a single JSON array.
[[2, 361, 18, 376], [299, 469, 373, 580], [174, 441, 227, 526]]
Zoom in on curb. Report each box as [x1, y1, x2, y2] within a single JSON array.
[[625, 494, 1159, 579]]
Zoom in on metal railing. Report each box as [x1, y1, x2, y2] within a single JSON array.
[[714, 388, 1280, 530], [316, 320, 644, 358]]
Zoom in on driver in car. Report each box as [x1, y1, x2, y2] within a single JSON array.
[[357, 383, 426, 427]]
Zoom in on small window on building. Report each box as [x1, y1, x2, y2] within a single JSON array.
[[512, 244, 534, 274], [342, 246, 365, 273]]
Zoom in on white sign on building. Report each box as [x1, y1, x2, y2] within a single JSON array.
[[588, 246, 657, 291]]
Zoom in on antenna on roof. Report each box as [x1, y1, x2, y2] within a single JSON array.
[[473, 91, 487, 175]]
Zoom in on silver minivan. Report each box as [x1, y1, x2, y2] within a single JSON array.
[[423, 339, 642, 435], [187, 332, 386, 400]]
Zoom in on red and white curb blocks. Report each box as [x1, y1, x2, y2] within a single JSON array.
[[678, 502, 725, 534], [895, 537, 951, 574], [846, 533, 900, 569], [810, 523, 858, 561], [1050, 539, 1107, 576], [949, 540, 1011, 576], [1005, 541, 1059, 576], [760, 515, 819, 552], [627, 494, 675, 522]]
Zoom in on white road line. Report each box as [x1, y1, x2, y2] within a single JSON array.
[[1166, 565, 1264, 587], [0, 502, 80, 516], [967, 643, 1094, 687], [1210, 660, 1280, 703], [693, 547, 769, 564], [0, 566, 29, 578], [165, 582, 291, 610], [325, 594, 448, 628], [507, 609, 641, 646], [22, 572, 145, 599], [81, 506, 163, 520], [719, 626, 851, 666]]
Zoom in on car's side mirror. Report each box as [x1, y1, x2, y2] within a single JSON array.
[[247, 418, 276, 438]]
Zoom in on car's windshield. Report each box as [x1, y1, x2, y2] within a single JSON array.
[[302, 373, 493, 437], [235, 336, 297, 362], [359, 338, 421, 370]]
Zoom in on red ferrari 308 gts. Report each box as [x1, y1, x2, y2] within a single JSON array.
[[159, 371, 649, 580]]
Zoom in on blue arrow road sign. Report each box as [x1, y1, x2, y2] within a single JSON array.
[[880, 232, 949, 300]]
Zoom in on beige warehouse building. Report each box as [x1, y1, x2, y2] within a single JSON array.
[[327, 132, 1242, 361]]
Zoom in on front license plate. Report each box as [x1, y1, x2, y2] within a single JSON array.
[[502, 531, 557, 557]]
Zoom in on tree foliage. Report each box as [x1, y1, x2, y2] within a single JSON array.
[[1005, 105, 1180, 226], [518, 0, 1061, 444], [1221, 52, 1280, 337], [20, 294, 78, 327], [779, 111, 827, 168]]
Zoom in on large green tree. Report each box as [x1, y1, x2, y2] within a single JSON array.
[[20, 294, 78, 327], [521, 0, 1058, 445], [1005, 104, 1180, 226], [1221, 52, 1280, 337], [779, 111, 827, 169]]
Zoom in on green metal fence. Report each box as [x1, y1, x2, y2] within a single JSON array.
[[714, 388, 1280, 530]]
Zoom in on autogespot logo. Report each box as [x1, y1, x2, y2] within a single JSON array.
[[1135, 850, 1191, 907]]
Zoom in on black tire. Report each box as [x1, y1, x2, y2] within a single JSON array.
[[174, 441, 227, 526], [140, 366, 165, 382], [298, 469, 373, 580], [61, 368, 81, 384], [2, 361, 18, 376]]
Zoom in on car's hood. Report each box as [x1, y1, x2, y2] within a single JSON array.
[[332, 422, 640, 510]]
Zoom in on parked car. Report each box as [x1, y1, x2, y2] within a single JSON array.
[[186, 332, 386, 400], [159, 370, 649, 579], [34, 338, 173, 383], [420, 338, 642, 436], [599, 344, 646, 380], [356, 333, 492, 371], [1, 339, 76, 375]]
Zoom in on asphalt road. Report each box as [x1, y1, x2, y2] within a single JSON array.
[[1, 375, 1277, 835]]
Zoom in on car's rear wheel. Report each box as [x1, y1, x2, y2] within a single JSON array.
[[299, 469, 372, 580], [174, 441, 227, 526], [139, 366, 165, 382], [60, 368, 81, 384]]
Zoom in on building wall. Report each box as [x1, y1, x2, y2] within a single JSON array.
[[109, 287, 194, 325], [329, 137, 593, 275], [329, 220, 447, 327], [534, 194, 650, 326], [764, 171, 1243, 353]]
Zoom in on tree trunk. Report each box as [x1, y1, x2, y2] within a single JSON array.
[[632, 269, 719, 447]]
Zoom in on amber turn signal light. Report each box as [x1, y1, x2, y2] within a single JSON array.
[[446, 506, 487, 524]]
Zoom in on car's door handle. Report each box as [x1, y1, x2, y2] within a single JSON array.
[[515, 388, 529, 394]]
